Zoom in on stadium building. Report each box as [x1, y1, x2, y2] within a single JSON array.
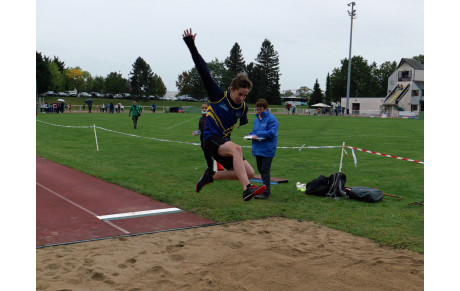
[[341, 58, 424, 118]]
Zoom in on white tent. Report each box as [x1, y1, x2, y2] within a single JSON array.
[[311, 103, 331, 108]]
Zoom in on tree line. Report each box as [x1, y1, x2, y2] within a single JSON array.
[[176, 39, 282, 105], [37, 42, 423, 105], [36, 53, 167, 98]]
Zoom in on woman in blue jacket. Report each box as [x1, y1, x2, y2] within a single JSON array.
[[250, 99, 279, 199]]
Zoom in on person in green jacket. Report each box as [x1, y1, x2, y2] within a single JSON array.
[[128, 101, 142, 129]]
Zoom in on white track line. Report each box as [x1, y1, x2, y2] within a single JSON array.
[[97, 208, 183, 221], [36, 182, 130, 234]]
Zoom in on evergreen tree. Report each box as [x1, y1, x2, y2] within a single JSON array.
[[36, 52, 51, 94], [246, 62, 262, 103], [52, 56, 66, 72], [325, 73, 331, 105], [129, 57, 154, 96], [250, 39, 281, 104], [223, 42, 246, 86], [310, 79, 324, 105]]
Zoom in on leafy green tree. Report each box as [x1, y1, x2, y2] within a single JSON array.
[[329, 65, 347, 102], [413, 54, 424, 64], [250, 39, 281, 104], [105, 72, 127, 93], [84, 73, 94, 92], [48, 61, 65, 92], [92, 76, 105, 93], [146, 74, 167, 97], [374, 61, 397, 96], [154, 75, 167, 97], [208, 58, 227, 88], [283, 90, 294, 97], [310, 79, 324, 105], [176, 71, 193, 96], [296, 86, 312, 99], [223, 42, 246, 86], [176, 58, 227, 99], [329, 56, 381, 101], [36, 52, 51, 94]]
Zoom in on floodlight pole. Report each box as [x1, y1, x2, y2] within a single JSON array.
[[345, 2, 356, 116]]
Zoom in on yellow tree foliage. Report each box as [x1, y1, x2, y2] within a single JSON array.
[[66, 68, 83, 81], [65, 68, 85, 90]]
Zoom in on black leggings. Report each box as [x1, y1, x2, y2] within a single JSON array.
[[255, 155, 273, 194]]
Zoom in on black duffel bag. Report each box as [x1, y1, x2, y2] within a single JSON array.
[[305, 172, 347, 199], [348, 187, 383, 203], [305, 175, 330, 196]]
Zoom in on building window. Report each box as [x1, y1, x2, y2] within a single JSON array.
[[411, 105, 418, 111], [411, 90, 419, 96], [398, 70, 412, 81]]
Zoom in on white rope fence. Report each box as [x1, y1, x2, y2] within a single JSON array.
[[36, 120, 423, 165]]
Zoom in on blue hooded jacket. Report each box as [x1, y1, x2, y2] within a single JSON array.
[[250, 110, 279, 158]]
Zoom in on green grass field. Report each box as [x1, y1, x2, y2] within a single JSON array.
[[36, 111, 424, 253]]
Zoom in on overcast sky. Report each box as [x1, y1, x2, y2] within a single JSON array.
[[36, 0, 424, 92]]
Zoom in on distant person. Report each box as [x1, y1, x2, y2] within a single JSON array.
[[195, 102, 224, 172], [183, 28, 266, 201], [249, 99, 279, 199], [109, 102, 114, 114], [292, 104, 296, 115], [88, 102, 92, 113], [196, 102, 213, 169], [151, 103, 156, 113], [341, 107, 345, 115], [68, 103, 71, 112], [128, 101, 142, 129]]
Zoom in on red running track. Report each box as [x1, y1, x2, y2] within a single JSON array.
[[36, 156, 215, 247]]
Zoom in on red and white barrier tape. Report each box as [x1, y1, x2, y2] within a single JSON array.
[[345, 146, 424, 164]]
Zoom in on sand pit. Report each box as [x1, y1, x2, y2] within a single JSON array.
[[36, 217, 423, 290]]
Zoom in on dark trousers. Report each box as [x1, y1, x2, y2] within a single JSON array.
[[132, 115, 139, 129], [255, 156, 273, 195]]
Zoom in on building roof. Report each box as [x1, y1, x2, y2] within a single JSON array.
[[414, 81, 424, 90], [398, 58, 424, 70]]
